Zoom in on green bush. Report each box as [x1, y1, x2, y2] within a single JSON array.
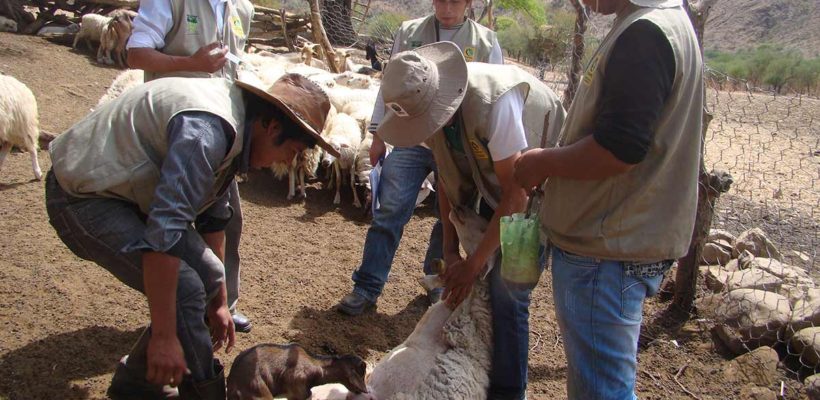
[[706, 45, 820, 94]]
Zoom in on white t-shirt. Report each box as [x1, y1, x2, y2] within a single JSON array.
[[127, 0, 228, 49], [485, 86, 528, 161]]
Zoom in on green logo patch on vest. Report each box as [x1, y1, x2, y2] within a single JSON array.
[[582, 54, 601, 86], [410, 40, 423, 48], [464, 47, 476, 62], [470, 139, 489, 160], [186, 14, 199, 34]]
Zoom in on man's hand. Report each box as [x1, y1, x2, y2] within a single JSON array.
[[190, 42, 228, 73], [146, 332, 188, 387], [207, 297, 236, 353], [369, 135, 387, 166], [442, 257, 482, 309], [513, 148, 549, 190]]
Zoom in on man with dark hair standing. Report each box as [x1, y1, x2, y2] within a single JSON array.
[[515, 0, 703, 398]]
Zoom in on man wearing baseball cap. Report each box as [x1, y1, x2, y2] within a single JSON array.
[[45, 74, 337, 399], [378, 41, 565, 400], [514, 0, 703, 398]]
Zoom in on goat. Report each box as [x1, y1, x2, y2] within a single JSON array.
[[0, 74, 42, 181], [97, 15, 132, 67], [322, 113, 362, 206], [226, 343, 368, 400], [73, 13, 112, 51]]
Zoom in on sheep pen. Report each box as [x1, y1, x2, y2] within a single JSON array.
[[0, 26, 819, 400]]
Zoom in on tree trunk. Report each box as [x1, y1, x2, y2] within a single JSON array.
[[308, 0, 341, 73], [671, 0, 724, 316], [563, 0, 588, 110], [319, 0, 356, 46], [486, 0, 494, 30]]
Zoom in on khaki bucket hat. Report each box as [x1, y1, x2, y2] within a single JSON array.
[[377, 42, 468, 148], [235, 73, 339, 157]]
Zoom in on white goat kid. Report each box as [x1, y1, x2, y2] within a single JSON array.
[[73, 13, 112, 51], [0, 74, 43, 181]]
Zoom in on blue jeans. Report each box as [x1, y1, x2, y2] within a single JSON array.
[[352, 145, 442, 302], [488, 249, 544, 400], [44, 171, 220, 391], [551, 246, 664, 400]]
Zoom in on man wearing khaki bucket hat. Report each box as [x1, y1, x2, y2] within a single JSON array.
[[514, 0, 703, 398], [45, 74, 336, 399], [378, 41, 565, 400]]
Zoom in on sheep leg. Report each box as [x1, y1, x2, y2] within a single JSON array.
[[333, 161, 341, 205], [29, 147, 42, 181], [298, 168, 307, 199], [0, 142, 11, 174], [287, 165, 296, 200], [327, 165, 335, 190], [351, 165, 361, 208]]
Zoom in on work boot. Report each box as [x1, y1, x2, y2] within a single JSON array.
[[232, 311, 252, 333], [108, 328, 179, 400], [336, 292, 376, 316], [178, 360, 226, 400]]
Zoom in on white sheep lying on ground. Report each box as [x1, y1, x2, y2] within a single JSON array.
[[334, 71, 375, 90], [322, 113, 362, 206], [0, 16, 17, 33], [0, 74, 43, 181], [326, 86, 378, 114], [96, 69, 144, 107], [73, 13, 112, 51]]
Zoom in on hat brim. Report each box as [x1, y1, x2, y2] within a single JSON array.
[[377, 42, 468, 148], [235, 79, 339, 158]]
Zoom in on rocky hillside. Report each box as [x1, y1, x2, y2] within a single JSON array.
[[704, 0, 819, 57]]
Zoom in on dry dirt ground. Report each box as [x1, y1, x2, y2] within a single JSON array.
[[0, 32, 811, 399]]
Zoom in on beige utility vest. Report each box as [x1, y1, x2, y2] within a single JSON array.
[[145, 0, 254, 81], [541, 4, 704, 262], [428, 63, 566, 213], [396, 14, 495, 61], [50, 78, 246, 214]]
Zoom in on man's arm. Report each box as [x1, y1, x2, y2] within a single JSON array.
[[128, 44, 228, 74], [142, 252, 187, 386], [443, 154, 527, 308]]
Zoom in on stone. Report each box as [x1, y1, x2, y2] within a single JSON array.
[[709, 228, 737, 244], [723, 346, 779, 386], [738, 386, 777, 400], [695, 293, 724, 318], [714, 289, 791, 351], [805, 373, 820, 400], [789, 297, 820, 334], [723, 269, 782, 292], [724, 258, 740, 272], [702, 242, 732, 265], [790, 327, 820, 368], [702, 266, 730, 292], [750, 258, 811, 282], [733, 227, 783, 261]]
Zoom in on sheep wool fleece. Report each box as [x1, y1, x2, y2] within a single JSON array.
[[49, 77, 245, 215]]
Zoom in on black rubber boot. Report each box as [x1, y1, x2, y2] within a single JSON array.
[[178, 360, 226, 400]]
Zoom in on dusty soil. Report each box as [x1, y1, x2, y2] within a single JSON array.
[[0, 32, 811, 399]]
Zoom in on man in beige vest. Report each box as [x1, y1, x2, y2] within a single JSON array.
[[127, 0, 256, 333], [45, 75, 337, 399], [514, 0, 703, 398], [378, 42, 565, 400], [337, 0, 504, 316]]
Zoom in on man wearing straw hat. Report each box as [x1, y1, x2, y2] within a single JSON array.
[[45, 74, 337, 399], [378, 41, 565, 400], [514, 0, 703, 398]]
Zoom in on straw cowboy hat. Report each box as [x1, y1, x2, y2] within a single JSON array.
[[236, 73, 339, 157], [377, 41, 468, 148]]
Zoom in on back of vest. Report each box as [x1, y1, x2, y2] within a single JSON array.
[[50, 78, 246, 213], [541, 5, 703, 262]]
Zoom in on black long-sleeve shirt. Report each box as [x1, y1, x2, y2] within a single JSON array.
[[593, 19, 676, 164]]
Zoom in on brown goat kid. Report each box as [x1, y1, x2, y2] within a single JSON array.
[[227, 343, 368, 400]]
